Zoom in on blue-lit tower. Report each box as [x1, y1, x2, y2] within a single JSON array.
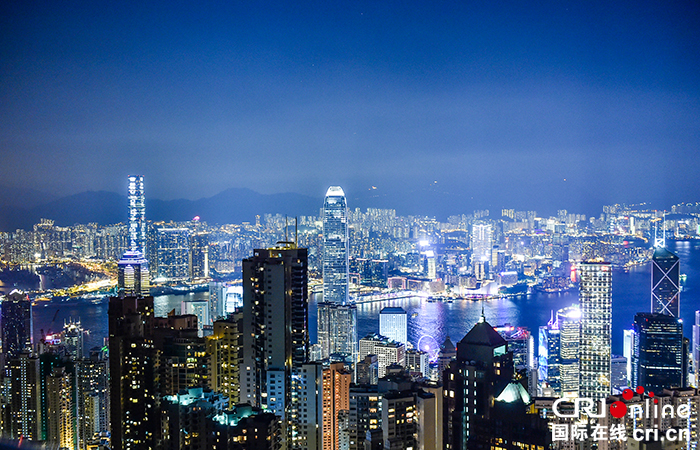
[[323, 186, 349, 305], [128, 175, 146, 254]]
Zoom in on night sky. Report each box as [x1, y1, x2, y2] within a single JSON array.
[[2, 1, 699, 215]]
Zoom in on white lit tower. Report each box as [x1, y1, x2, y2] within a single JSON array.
[[578, 262, 612, 402], [128, 175, 146, 254]]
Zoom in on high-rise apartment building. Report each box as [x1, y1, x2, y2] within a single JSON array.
[[470, 223, 493, 265], [322, 362, 352, 450], [207, 315, 242, 406], [359, 334, 405, 378], [240, 244, 309, 430], [631, 312, 684, 391], [128, 175, 146, 254], [1, 289, 32, 362], [380, 307, 408, 346], [45, 366, 74, 449], [108, 295, 159, 450], [578, 262, 612, 402], [651, 247, 681, 317], [323, 186, 349, 305], [5, 351, 42, 440]]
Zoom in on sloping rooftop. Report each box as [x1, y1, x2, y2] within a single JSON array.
[[458, 319, 507, 348], [652, 247, 679, 260]]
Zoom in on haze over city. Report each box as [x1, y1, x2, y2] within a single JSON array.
[[2, 1, 700, 217]]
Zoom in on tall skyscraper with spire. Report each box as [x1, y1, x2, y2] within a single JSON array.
[[578, 262, 612, 402], [319, 186, 357, 367], [323, 186, 349, 305]]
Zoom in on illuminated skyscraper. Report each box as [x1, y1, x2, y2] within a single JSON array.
[[322, 362, 351, 450], [317, 302, 357, 365], [578, 262, 612, 401], [1, 289, 32, 361], [128, 175, 146, 254], [46, 366, 74, 449], [470, 223, 492, 266], [379, 307, 408, 346], [651, 247, 680, 317], [323, 186, 349, 305], [631, 313, 684, 391], [117, 250, 150, 297], [119, 175, 150, 296]]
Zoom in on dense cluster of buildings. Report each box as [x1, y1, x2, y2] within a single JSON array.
[[2, 178, 700, 449]]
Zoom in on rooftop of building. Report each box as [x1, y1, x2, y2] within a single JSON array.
[[652, 246, 679, 260], [458, 317, 507, 348], [380, 307, 407, 314]]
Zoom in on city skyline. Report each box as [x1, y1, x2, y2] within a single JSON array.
[[2, 1, 700, 215]]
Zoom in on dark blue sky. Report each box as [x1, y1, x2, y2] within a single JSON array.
[[1, 1, 699, 215]]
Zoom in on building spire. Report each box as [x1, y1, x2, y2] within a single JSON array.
[[479, 298, 485, 323]]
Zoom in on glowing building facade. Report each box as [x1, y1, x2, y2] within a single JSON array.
[[323, 186, 349, 305], [578, 262, 612, 402], [651, 247, 680, 317], [128, 175, 146, 254]]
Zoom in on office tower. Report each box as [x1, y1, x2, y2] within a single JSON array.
[[190, 232, 209, 279], [579, 262, 612, 401], [538, 320, 560, 395], [317, 302, 358, 365], [443, 315, 514, 447], [557, 307, 580, 398], [323, 362, 352, 450], [623, 328, 635, 387], [424, 250, 437, 280], [295, 363, 323, 450], [379, 307, 408, 346], [117, 249, 150, 297], [631, 312, 684, 391], [128, 175, 146, 254], [241, 244, 309, 425], [1, 289, 32, 361], [651, 247, 681, 317], [156, 227, 191, 281], [694, 311, 700, 385], [45, 366, 74, 449], [470, 222, 492, 264], [5, 351, 42, 440], [359, 334, 405, 378], [108, 295, 159, 450], [207, 315, 242, 406], [323, 186, 349, 305]]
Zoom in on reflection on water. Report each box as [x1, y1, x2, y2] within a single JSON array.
[[29, 240, 700, 358]]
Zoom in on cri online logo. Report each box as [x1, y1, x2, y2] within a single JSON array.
[[609, 386, 652, 418], [553, 385, 691, 420]]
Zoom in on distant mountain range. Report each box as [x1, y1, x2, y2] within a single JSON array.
[[0, 188, 322, 231]]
